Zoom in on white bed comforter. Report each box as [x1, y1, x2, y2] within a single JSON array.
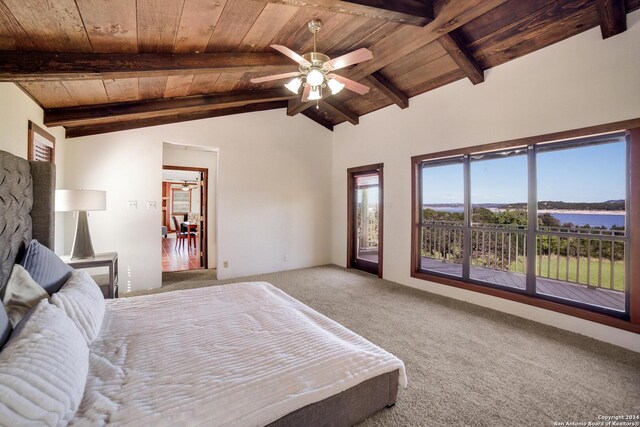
[[71, 282, 407, 427]]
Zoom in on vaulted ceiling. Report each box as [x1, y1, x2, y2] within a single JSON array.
[[0, 0, 636, 138]]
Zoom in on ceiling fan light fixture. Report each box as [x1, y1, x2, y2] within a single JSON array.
[[328, 77, 345, 95], [255, 20, 373, 104], [306, 68, 324, 87], [284, 77, 302, 94], [308, 86, 321, 101]]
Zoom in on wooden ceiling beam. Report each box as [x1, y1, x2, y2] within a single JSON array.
[[45, 89, 295, 127], [301, 110, 335, 131], [437, 32, 484, 85], [287, 98, 315, 116], [0, 52, 295, 82], [257, 1, 434, 26], [596, 0, 627, 39], [347, 0, 507, 82], [65, 102, 289, 139], [320, 98, 359, 125], [365, 72, 409, 109]]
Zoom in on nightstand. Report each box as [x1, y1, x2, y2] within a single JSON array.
[[60, 252, 119, 299]]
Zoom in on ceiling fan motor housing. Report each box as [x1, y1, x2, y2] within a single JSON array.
[[307, 19, 322, 33]]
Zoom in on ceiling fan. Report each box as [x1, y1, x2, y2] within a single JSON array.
[[250, 19, 372, 104], [168, 180, 197, 191]]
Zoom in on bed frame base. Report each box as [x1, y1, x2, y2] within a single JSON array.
[[267, 369, 399, 427]]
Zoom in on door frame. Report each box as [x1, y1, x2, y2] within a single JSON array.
[[347, 163, 384, 278], [163, 165, 208, 269]]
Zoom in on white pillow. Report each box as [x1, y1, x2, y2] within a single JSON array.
[[50, 270, 105, 345], [0, 299, 88, 426], [2, 265, 49, 327]]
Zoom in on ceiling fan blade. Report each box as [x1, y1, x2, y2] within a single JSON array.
[[301, 85, 311, 102], [327, 48, 373, 71], [330, 74, 370, 95], [250, 71, 300, 84], [271, 45, 311, 66]]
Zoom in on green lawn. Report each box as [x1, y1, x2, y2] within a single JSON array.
[[509, 255, 625, 292]]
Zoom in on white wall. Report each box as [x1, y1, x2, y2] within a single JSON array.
[[0, 83, 66, 254], [163, 144, 218, 268], [65, 109, 333, 291], [332, 11, 640, 352]]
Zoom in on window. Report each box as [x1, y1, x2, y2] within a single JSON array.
[[171, 187, 191, 214], [412, 121, 640, 332], [27, 121, 55, 163]]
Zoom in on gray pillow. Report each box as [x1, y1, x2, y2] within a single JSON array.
[[2, 265, 49, 327], [0, 304, 10, 350], [19, 240, 73, 295]]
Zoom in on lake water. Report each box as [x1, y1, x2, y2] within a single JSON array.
[[552, 213, 624, 228], [426, 206, 625, 228]]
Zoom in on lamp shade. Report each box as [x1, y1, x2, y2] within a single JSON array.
[[56, 190, 106, 212]]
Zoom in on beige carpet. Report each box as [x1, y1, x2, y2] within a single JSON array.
[[125, 265, 640, 426]]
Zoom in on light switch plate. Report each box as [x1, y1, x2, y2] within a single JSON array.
[[127, 201, 137, 209], [146, 201, 157, 209]]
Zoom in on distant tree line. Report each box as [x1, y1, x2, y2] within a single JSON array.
[[507, 200, 625, 211], [425, 200, 625, 211]]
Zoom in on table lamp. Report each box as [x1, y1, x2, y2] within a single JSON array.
[[55, 190, 106, 259]]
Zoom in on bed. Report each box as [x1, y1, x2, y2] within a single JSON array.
[[0, 149, 406, 426]]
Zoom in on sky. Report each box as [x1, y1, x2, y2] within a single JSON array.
[[422, 141, 626, 204]]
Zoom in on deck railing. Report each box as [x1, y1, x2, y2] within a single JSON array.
[[421, 222, 626, 292], [535, 226, 625, 291]]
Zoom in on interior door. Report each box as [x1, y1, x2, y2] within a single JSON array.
[[348, 164, 383, 277]]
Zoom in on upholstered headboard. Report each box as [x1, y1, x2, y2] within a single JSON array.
[[0, 150, 55, 291]]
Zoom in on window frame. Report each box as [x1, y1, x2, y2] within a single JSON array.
[[411, 118, 640, 333], [27, 120, 55, 163]]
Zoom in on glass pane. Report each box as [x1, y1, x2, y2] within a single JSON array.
[[356, 174, 379, 263], [469, 228, 527, 289], [420, 226, 463, 277], [420, 160, 464, 277], [535, 139, 627, 312], [421, 160, 464, 225], [470, 150, 528, 227], [469, 151, 528, 287]]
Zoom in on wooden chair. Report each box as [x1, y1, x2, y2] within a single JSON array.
[[172, 216, 187, 250]]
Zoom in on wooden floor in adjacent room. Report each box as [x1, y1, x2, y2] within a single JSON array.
[[162, 234, 201, 272]]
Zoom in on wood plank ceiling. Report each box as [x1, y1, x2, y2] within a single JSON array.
[[0, 0, 636, 137]]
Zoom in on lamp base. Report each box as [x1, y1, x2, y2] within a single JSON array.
[[70, 211, 95, 259]]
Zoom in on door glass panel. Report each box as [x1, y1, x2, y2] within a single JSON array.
[[355, 174, 379, 263]]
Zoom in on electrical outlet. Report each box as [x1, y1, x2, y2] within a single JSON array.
[[283, 254, 288, 262], [223, 261, 229, 268], [127, 201, 137, 209], [146, 201, 157, 209]]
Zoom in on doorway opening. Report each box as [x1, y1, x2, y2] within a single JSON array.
[[347, 164, 384, 277], [162, 166, 208, 272]]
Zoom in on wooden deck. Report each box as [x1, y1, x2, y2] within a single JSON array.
[[420, 258, 625, 312], [357, 249, 378, 263]]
